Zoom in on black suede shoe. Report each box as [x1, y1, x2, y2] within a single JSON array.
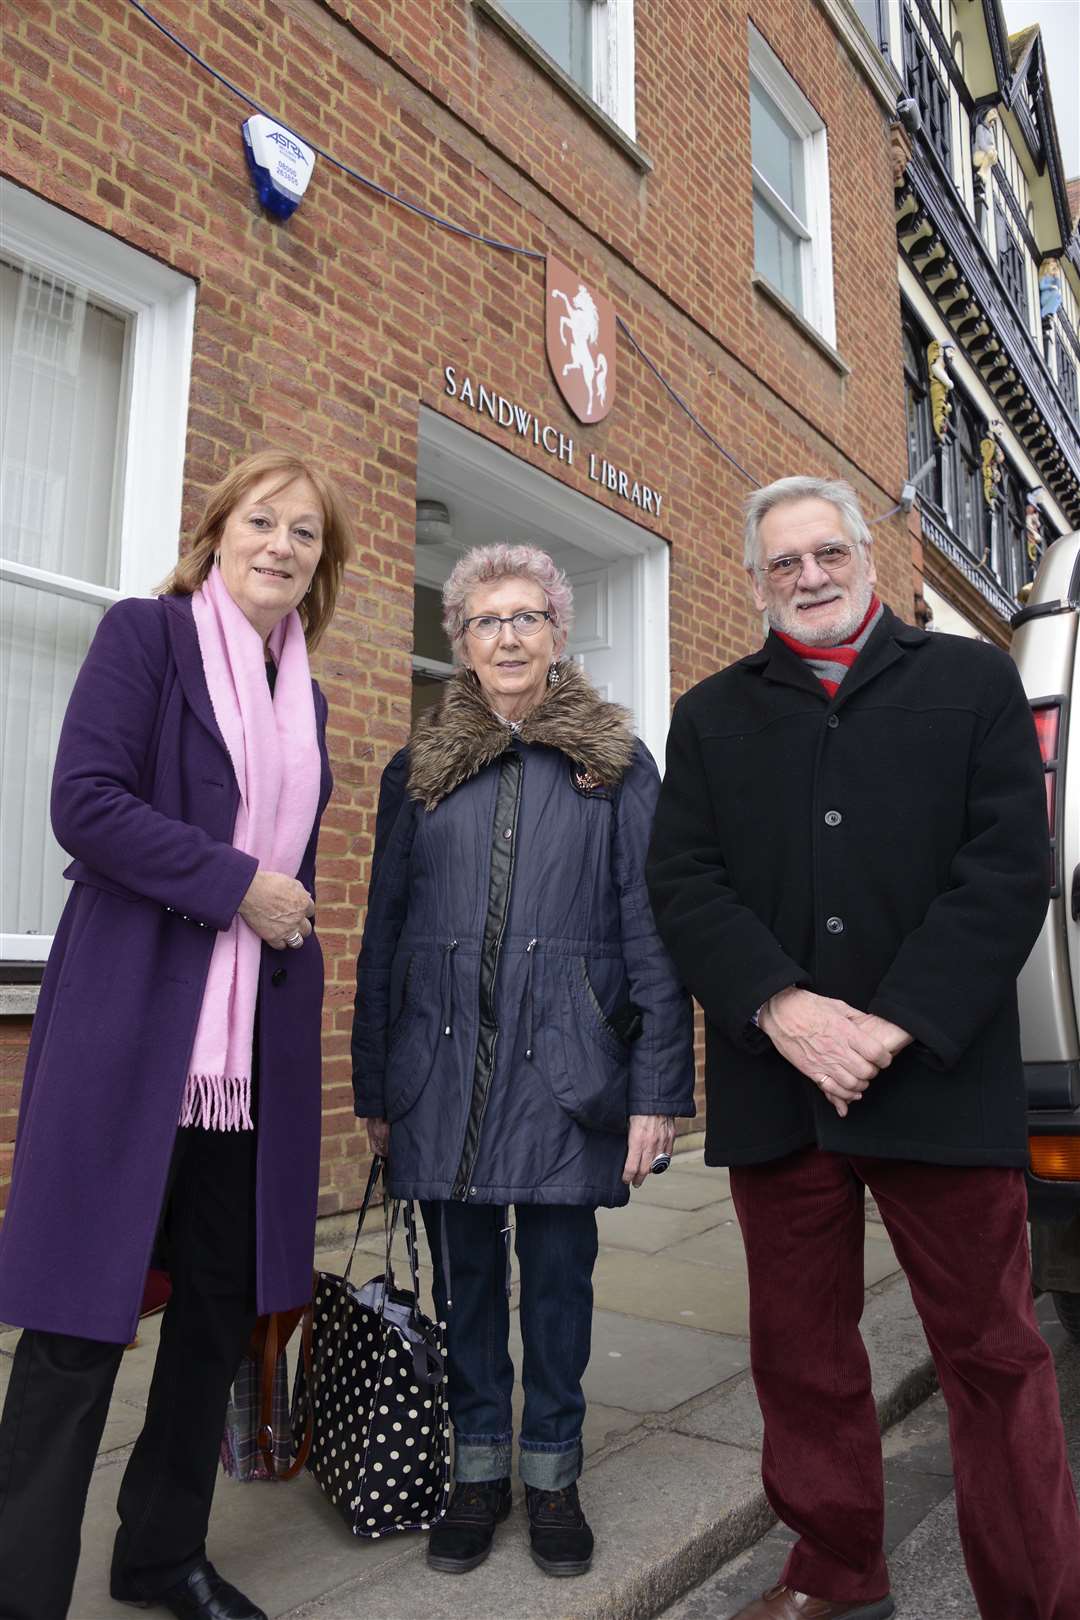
[[114, 1558, 267, 1619], [525, 1482, 594, 1576], [427, 1477, 513, 1573]]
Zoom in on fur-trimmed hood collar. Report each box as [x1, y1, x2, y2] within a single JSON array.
[[408, 661, 637, 810]]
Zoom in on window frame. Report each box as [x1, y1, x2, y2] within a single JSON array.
[[940, 388, 986, 561], [852, 0, 890, 54], [993, 202, 1030, 326], [901, 8, 951, 176], [991, 455, 1028, 600], [748, 26, 836, 347], [901, 316, 937, 494], [0, 180, 195, 963], [591, 0, 637, 140], [1058, 346, 1079, 423], [487, 0, 637, 141]]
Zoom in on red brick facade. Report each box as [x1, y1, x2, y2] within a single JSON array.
[[1, 0, 912, 1217]]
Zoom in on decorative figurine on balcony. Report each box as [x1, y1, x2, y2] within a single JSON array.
[[1025, 496, 1044, 564], [972, 117, 999, 205], [981, 421, 1006, 507], [928, 339, 956, 439], [1039, 258, 1063, 325]]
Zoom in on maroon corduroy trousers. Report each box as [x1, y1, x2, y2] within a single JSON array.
[[729, 1148, 1080, 1619]]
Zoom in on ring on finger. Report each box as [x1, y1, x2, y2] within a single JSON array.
[[286, 929, 304, 948], [816, 1075, 830, 1088]]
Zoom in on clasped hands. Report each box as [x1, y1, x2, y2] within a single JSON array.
[[758, 986, 911, 1117]]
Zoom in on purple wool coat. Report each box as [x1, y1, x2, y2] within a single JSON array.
[[0, 594, 332, 1344]]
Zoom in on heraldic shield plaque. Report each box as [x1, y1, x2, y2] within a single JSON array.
[[546, 255, 616, 425]]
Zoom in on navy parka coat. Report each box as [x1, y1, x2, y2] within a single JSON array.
[[352, 665, 695, 1207], [645, 608, 1049, 1170], [0, 595, 332, 1344]]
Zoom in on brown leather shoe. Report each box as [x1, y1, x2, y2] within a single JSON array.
[[727, 1584, 895, 1619]]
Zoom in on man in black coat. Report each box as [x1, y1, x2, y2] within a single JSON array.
[[646, 476, 1080, 1620]]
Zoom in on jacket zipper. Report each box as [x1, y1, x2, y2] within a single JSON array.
[[451, 753, 523, 1199]]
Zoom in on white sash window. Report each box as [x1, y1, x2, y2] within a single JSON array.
[[749, 25, 836, 346], [0, 183, 194, 963]]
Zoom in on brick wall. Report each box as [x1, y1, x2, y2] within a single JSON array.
[[1, 0, 912, 1216]]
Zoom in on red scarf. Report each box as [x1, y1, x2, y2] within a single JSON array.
[[774, 596, 882, 697]]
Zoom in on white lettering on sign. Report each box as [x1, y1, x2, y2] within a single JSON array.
[[443, 366, 662, 513]]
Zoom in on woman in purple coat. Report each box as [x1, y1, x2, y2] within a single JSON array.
[[0, 451, 352, 1620]]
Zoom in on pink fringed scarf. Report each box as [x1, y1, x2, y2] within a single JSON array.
[[182, 564, 320, 1130]]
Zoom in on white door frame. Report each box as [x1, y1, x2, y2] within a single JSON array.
[[417, 407, 671, 766]]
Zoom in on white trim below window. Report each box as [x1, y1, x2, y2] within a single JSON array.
[[748, 25, 837, 348]]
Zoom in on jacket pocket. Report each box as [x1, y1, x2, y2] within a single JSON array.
[[540, 956, 630, 1135], [575, 958, 627, 1052], [385, 951, 441, 1121]]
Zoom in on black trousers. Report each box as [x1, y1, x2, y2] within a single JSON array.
[[0, 1120, 258, 1620]]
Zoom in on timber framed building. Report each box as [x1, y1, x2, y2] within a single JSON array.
[[860, 0, 1080, 640]]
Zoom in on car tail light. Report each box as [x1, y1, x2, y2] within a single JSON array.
[[1031, 702, 1060, 834], [1029, 1135, 1080, 1180]]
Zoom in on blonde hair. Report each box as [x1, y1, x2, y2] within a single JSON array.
[[159, 450, 353, 650]]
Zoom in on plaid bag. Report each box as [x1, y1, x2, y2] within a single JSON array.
[[221, 1308, 313, 1482], [221, 1344, 290, 1480], [290, 1157, 451, 1537]]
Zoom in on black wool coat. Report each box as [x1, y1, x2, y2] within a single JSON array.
[[645, 608, 1050, 1169]]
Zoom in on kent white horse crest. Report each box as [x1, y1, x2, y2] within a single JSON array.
[[546, 256, 615, 424]]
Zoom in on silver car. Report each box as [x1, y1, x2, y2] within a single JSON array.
[[1011, 532, 1080, 1342]]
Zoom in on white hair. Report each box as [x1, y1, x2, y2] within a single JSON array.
[[743, 476, 872, 569]]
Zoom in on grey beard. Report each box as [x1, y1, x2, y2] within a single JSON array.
[[768, 578, 875, 647]]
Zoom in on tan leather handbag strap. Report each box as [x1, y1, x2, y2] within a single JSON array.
[[255, 1299, 314, 1481]]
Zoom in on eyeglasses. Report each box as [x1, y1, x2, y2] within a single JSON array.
[[757, 542, 860, 583], [463, 610, 553, 640]]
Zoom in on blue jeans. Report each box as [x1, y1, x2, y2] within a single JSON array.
[[420, 1201, 599, 1490]]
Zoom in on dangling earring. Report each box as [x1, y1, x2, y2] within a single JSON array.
[[547, 661, 561, 688], [304, 581, 313, 598], [213, 552, 220, 566]]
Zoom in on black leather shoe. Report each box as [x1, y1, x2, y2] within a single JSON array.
[[525, 1482, 594, 1576], [114, 1559, 268, 1619], [427, 1477, 513, 1572]]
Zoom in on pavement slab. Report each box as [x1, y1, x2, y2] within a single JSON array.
[[37, 1148, 938, 1620], [594, 1200, 734, 1254], [627, 1172, 727, 1212], [293, 1433, 768, 1620]]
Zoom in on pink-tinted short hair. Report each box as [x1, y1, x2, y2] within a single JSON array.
[[441, 543, 574, 663]]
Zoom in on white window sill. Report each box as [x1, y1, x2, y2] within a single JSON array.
[[472, 0, 653, 173], [0, 983, 40, 1016], [752, 274, 850, 377]]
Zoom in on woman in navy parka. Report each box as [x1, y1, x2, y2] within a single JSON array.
[[352, 544, 693, 1578]]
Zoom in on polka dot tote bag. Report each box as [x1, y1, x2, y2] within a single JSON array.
[[291, 1156, 451, 1537]]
